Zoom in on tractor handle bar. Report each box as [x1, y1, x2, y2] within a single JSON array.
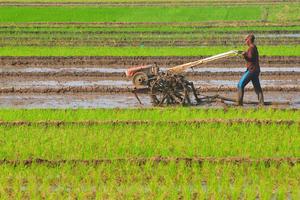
[[167, 50, 241, 74]]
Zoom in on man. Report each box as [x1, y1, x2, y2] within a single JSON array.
[[237, 34, 264, 106]]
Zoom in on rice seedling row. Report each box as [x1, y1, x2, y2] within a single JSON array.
[[0, 122, 299, 159], [0, 119, 298, 126], [0, 108, 298, 121], [1, 157, 300, 166], [0, 162, 299, 199], [0, 46, 299, 56], [0, 109, 298, 197], [0, 6, 279, 23], [1, 36, 298, 47], [0, 5, 297, 23]]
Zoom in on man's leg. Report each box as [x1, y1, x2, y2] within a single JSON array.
[[237, 70, 252, 106], [251, 72, 264, 105]]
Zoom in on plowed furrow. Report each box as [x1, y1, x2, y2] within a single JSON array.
[[1, 72, 299, 78], [0, 85, 299, 93], [0, 56, 299, 67]]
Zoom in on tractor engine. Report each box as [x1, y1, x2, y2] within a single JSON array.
[[125, 65, 159, 88]]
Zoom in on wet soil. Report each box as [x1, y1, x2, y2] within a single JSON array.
[[1, 66, 299, 78], [1, 76, 298, 88], [0, 76, 300, 93], [1, 30, 299, 35], [0, 65, 299, 94], [1, 56, 299, 67], [0, 91, 298, 108], [0, 85, 299, 94], [0, 57, 299, 108]]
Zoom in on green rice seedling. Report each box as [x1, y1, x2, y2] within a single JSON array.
[[0, 162, 298, 198], [0, 108, 298, 121], [0, 46, 299, 56], [0, 6, 264, 23], [0, 122, 298, 159], [0, 5, 299, 23]]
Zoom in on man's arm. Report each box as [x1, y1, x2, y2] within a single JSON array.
[[242, 47, 254, 62]]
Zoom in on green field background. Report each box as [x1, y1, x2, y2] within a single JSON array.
[[0, 46, 297, 56], [0, 6, 262, 22], [0, 5, 299, 56], [0, 5, 299, 23]]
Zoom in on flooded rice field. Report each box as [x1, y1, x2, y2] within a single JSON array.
[[0, 58, 299, 108]]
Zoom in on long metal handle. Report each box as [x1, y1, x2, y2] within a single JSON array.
[[167, 50, 239, 74]]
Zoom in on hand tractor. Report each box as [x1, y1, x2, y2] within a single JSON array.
[[125, 50, 241, 106]]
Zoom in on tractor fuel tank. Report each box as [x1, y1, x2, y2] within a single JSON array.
[[125, 65, 159, 77]]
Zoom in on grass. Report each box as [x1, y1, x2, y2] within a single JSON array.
[[0, 5, 298, 23], [0, 46, 298, 56], [0, 6, 298, 56], [2, 25, 300, 33], [0, 108, 298, 159], [0, 123, 299, 159], [0, 163, 299, 199], [0, 108, 299, 121], [0, 6, 263, 23], [0, 108, 298, 197]]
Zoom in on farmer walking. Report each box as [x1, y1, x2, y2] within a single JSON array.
[[237, 34, 264, 106]]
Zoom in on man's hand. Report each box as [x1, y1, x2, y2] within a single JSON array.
[[237, 50, 244, 55]]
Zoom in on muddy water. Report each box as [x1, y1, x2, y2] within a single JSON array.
[[0, 93, 145, 108], [1, 56, 299, 68], [0, 80, 131, 89], [0, 67, 126, 73], [0, 92, 299, 108], [1, 79, 298, 89], [185, 67, 300, 73], [257, 33, 300, 38], [192, 79, 300, 87]]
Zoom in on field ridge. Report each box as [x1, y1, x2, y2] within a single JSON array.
[[1, 157, 299, 166], [0, 119, 298, 126]]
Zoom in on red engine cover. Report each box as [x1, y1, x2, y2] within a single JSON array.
[[125, 65, 152, 77]]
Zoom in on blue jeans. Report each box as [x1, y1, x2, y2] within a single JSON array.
[[237, 70, 264, 105]]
